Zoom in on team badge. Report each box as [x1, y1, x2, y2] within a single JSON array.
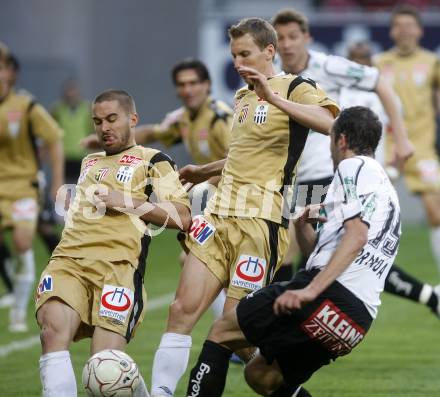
[[413, 64, 428, 86], [238, 103, 249, 123], [188, 215, 215, 245], [118, 154, 142, 166], [99, 284, 134, 324], [7, 111, 22, 138], [231, 255, 267, 291], [116, 165, 135, 183], [94, 167, 110, 181], [253, 104, 268, 125]]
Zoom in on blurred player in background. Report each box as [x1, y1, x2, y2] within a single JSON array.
[[376, 5, 440, 278], [36, 89, 191, 397], [83, 58, 233, 323], [271, 8, 412, 282], [52, 78, 93, 183], [0, 43, 64, 332], [185, 106, 400, 397], [150, 17, 339, 397]]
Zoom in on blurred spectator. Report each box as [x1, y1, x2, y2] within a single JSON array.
[[51, 79, 93, 183]]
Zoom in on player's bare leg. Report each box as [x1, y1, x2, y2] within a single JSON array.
[[151, 253, 223, 396], [37, 298, 81, 397], [9, 223, 35, 332]]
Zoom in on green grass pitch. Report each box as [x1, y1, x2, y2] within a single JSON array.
[[0, 224, 439, 396]]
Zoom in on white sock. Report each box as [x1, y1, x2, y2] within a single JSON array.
[[419, 284, 433, 304], [151, 333, 192, 396], [13, 249, 35, 313], [210, 289, 226, 319], [39, 350, 76, 397], [430, 226, 440, 276], [134, 375, 151, 397]]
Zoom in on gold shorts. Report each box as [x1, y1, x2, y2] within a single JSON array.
[[0, 194, 39, 231], [403, 152, 440, 193], [35, 257, 147, 342], [185, 213, 289, 300]]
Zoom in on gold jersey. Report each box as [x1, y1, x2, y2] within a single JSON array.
[[375, 48, 440, 153], [206, 74, 339, 226], [152, 97, 232, 164], [0, 90, 62, 198], [52, 145, 189, 273]]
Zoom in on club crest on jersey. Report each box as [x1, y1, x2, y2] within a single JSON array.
[[35, 274, 53, 302], [253, 104, 268, 125], [116, 165, 135, 183], [99, 285, 134, 324], [94, 167, 109, 181], [238, 103, 249, 123], [231, 255, 267, 291], [188, 215, 215, 245], [118, 154, 142, 166]]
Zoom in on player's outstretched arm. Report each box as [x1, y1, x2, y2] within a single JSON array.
[[293, 205, 326, 256], [237, 66, 335, 134], [375, 74, 414, 167], [80, 134, 101, 150], [274, 217, 368, 315], [179, 159, 227, 185]]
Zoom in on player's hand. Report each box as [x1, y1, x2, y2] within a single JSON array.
[[273, 288, 317, 316], [179, 164, 208, 185], [159, 107, 184, 131], [94, 188, 132, 211], [236, 66, 275, 103], [393, 138, 414, 170], [80, 134, 101, 150], [294, 204, 327, 225]]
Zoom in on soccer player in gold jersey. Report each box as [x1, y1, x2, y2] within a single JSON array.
[[35, 90, 191, 397], [0, 43, 64, 332], [376, 5, 440, 279], [150, 18, 339, 397]]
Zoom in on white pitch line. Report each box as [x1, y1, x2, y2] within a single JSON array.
[[0, 291, 175, 359]]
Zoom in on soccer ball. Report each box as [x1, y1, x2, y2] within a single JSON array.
[[82, 349, 140, 396]]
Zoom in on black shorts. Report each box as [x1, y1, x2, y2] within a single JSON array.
[[237, 269, 373, 387]]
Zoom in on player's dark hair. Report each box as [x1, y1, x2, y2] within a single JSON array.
[[347, 41, 373, 66], [228, 17, 278, 53], [171, 58, 211, 85], [93, 89, 136, 114], [271, 9, 309, 33], [391, 5, 422, 27], [7, 53, 20, 72], [332, 106, 382, 156]]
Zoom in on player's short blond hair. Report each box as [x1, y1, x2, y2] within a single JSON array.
[[271, 9, 310, 33], [228, 17, 277, 52]]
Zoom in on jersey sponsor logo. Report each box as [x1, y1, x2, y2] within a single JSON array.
[[413, 64, 428, 86], [417, 159, 440, 184], [301, 299, 366, 356], [231, 255, 267, 291], [99, 284, 134, 324], [11, 197, 38, 221], [7, 111, 22, 138], [116, 165, 135, 183], [35, 274, 53, 302], [118, 154, 142, 166], [188, 215, 215, 245], [188, 363, 210, 397], [343, 176, 357, 201], [253, 104, 268, 125], [238, 103, 249, 123], [198, 129, 209, 140], [94, 167, 110, 181], [78, 159, 98, 183]]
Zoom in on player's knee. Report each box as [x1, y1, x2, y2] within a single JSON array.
[[168, 297, 196, 322], [37, 303, 72, 350], [13, 233, 33, 253]]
